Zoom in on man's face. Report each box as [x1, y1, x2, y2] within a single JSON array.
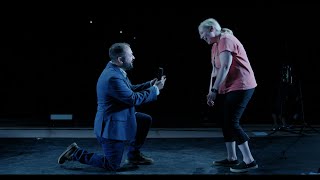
[[121, 47, 135, 70]]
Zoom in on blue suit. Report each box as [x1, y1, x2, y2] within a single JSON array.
[[94, 62, 158, 140], [71, 61, 158, 171]]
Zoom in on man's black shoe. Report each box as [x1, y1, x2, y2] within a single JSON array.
[[57, 142, 79, 164], [125, 153, 154, 165]]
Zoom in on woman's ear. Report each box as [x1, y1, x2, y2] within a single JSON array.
[[209, 26, 214, 32]]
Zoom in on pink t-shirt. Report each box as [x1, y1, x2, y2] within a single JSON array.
[[211, 33, 257, 94]]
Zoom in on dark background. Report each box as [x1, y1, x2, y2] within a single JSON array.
[[0, 2, 319, 128]]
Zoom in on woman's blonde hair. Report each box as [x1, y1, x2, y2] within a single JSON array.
[[199, 18, 233, 35], [221, 28, 233, 35]]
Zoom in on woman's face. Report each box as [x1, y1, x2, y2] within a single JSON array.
[[199, 27, 215, 44]]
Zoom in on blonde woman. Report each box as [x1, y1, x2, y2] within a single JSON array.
[[198, 18, 258, 173]]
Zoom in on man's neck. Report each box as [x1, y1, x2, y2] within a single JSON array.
[[110, 61, 127, 77]]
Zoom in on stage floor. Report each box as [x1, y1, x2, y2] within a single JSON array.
[[0, 124, 319, 175]]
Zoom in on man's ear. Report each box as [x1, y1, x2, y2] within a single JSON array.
[[117, 57, 123, 63]]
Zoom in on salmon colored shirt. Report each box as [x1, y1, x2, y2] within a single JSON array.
[[211, 33, 257, 94]]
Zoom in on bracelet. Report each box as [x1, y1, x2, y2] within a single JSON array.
[[211, 88, 218, 93]]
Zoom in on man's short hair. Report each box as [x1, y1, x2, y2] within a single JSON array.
[[109, 42, 130, 61]]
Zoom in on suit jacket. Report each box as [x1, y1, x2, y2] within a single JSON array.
[[94, 62, 158, 141]]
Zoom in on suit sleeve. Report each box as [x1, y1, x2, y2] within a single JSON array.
[[129, 80, 152, 92], [109, 77, 157, 106]]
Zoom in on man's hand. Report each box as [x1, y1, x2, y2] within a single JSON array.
[[150, 78, 157, 86], [155, 75, 166, 90]]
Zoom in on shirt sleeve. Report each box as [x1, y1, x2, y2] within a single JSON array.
[[218, 36, 235, 53]]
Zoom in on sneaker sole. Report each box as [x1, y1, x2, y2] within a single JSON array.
[[213, 162, 239, 167], [213, 161, 239, 167], [124, 159, 153, 165], [230, 164, 258, 173], [57, 142, 77, 164]]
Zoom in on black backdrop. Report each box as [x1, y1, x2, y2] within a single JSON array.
[[1, 2, 319, 127]]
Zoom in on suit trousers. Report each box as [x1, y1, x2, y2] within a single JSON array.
[[72, 112, 152, 171]]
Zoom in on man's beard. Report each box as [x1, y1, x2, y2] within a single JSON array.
[[123, 62, 133, 70]]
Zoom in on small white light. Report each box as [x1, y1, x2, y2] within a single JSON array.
[[120, 30, 122, 34], [89, 20, 92, 23]]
